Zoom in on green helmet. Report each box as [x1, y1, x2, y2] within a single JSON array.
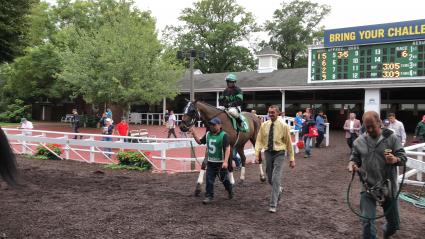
[[225, 73, 237, 82]]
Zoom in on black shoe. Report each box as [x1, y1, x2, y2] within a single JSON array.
[[203, 197, 213, 204]]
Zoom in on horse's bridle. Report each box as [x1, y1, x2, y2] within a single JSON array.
[[181, 101, 225, 129]]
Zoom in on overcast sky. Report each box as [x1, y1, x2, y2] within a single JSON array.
[[47, 0, 425, 40], [133, 0, 424, 30]]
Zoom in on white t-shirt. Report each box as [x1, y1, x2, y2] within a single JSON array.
[[21, 121, 33, 129], [167, 114, 176, 128], [349, 120, 354, 133]]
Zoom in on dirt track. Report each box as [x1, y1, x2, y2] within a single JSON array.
[[1, 131, 424, 239]]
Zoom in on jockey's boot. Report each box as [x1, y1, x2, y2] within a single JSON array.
[[236, 117, 243, 129]]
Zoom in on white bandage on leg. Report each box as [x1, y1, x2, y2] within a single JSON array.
[[197, 169, 205, 184], [240, 167, 246, 180], [229, 172, 235, 184]]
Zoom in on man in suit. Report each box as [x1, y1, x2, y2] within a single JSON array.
[[343, 112, 361, 153]]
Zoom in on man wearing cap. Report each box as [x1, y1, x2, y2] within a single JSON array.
[[102, 118, 114, 158], [219, 73, 243, 128], [189, 117, 233, 204], [255, 105, 295, 213], [71, 109, 83, 139]]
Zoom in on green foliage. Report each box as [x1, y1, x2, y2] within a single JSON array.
[[1, 43, 63, 101], [264, 0, 331, 68], [165, 0, 258, 73], [60, 0, 183, 112], [0, 99, 32, 123], [116, 151, 152, 170], [0, 0, 34, 63], [35, 143, 62, 160], [81, 114, 98, 128]]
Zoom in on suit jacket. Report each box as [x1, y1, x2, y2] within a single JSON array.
[[343, 119, 361, 138]]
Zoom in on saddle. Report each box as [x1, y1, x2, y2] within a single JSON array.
[[224, 111, 250, 133]]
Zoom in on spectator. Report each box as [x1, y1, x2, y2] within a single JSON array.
[[388, 113, 406, 146], [99, 112, 107, 128], [116, 118, 129, 143], [302, 112, 316, 158], [71, 109, 83, 139], [414, 115, 425, 143], [343, 113, 361, 153], [167, 110, 178, 138], [163, 110, 169, 126], [106, 108, 112, 119], [348, 111, 407, 239], [102, 118, 114, 158], [315, 110, 326, 148], [18, 118, 33, 136], [294, 111, 303, 132]]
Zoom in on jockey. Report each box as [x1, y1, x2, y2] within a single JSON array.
[[219, 73, 243, 127]]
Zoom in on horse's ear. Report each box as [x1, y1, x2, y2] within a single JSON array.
[[184, 98, 190, 103]]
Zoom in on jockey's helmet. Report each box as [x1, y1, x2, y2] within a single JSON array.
[[225, 73, 237, 82]]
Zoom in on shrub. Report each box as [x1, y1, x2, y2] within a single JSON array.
[[0, 99, 31, 123], [116, 151, 152, 170], [35, 144, 62, 160]]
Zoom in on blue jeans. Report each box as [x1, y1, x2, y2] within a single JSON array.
[[360, 192, 400, 239], [103, 136, 113, 157], [205, 162, 232, 199], [304, 136, 312, 156]]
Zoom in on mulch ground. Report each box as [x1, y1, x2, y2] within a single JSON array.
[[1, 131, 424, 239]]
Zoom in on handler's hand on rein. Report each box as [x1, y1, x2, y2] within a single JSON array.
[[347, 161, 358, 172], [385, 153, 399, 164]]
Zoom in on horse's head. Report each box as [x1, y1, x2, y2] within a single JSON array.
[[179, 101, 199, 132]]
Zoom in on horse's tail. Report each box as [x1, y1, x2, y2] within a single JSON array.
[[0, 128, 18, 186], [249, 113, 261, 145]]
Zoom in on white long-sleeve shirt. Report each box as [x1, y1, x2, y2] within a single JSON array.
[[389, 120, 406, 145]]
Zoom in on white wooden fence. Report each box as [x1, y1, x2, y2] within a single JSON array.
[[400, 142, 425, 187]]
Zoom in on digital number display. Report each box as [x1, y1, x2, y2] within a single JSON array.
[[309, 40, 425, 81]]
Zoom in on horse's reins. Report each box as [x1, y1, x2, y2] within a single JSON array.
[[346, 163, 406, 220]]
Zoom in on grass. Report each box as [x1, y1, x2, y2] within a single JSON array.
[[0, 122, 19, 127]]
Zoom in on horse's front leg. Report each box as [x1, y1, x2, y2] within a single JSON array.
[[227, 146, 235, 185], [237, 147, 247, 184], [194, 151, 208, 197], [259, 150, 266, 182]]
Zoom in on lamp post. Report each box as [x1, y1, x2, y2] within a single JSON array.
[[177, 49, 205, 171], [177, 49, 206, 101]]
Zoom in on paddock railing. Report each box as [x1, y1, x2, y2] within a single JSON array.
[[3, 127, 306, 172], [400, 143, 425, 187], [129, 113, 330, 147]]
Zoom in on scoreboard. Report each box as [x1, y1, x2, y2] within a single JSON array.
[[310, 40, 425, 81], [309, 19, 425, 82]]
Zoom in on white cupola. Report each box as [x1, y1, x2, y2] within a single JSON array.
[[256, 47, 280, 73]]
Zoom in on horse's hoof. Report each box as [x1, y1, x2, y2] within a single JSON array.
[[239, 179, 245, 185], [260, 176, 266, 182], [194, 184, 201, 197]]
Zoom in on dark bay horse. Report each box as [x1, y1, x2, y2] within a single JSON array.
[[179, 101, 265, 195], [0, 127, 17, 186]]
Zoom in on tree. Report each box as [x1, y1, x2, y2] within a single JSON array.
[[60, 1, 183, 116], [265, 0, 330, 68], [0, 0, 35, 63], [166, 0, 258, 73], [2, 43, 62, 101]]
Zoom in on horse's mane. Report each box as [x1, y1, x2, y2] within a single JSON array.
[[0, 128, 17, 186]]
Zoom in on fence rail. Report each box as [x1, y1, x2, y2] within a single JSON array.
[[399, 142, 425, 186]]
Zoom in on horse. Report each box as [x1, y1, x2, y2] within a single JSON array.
[[0, 127, 17, 186], [179, 100, 265, 196]]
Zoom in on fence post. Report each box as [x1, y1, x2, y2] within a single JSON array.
[[21, 130, 26, 154], [417, 147, 423, 182], [325, 123, 330, 147], [161, 149, 166, 171], [64, 135, 70, 159], [90, 136, 95, 163]]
